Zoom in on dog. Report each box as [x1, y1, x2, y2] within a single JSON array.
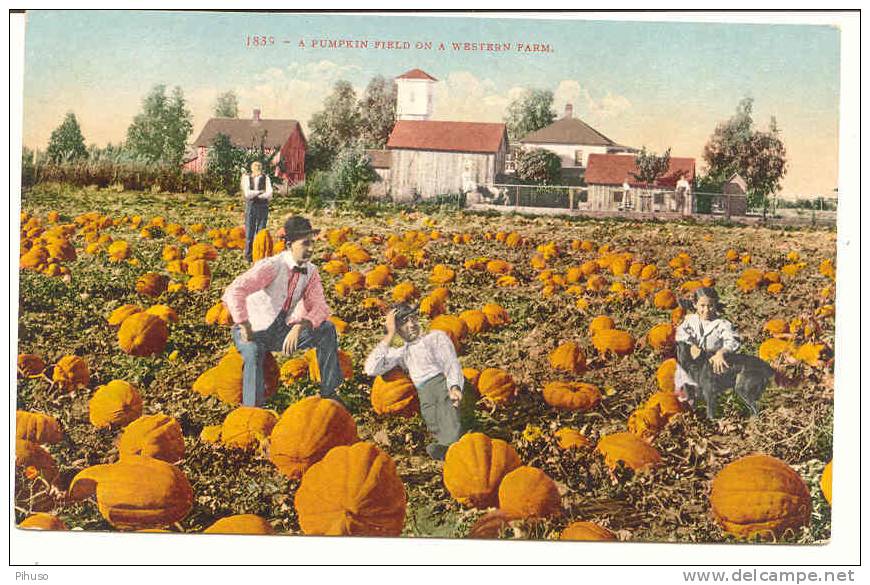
[[675, 342, 776, 419]]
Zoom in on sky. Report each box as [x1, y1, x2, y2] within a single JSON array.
[[21, 11, 841, 198]]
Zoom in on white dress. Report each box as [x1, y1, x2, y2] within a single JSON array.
[[673, 314, 741, 391]]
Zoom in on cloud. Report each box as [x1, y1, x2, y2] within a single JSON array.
[[553, 79, 632, 120], [431, 71, 523, 123]]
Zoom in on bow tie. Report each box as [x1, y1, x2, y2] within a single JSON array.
[[292, 266, 308, 275]]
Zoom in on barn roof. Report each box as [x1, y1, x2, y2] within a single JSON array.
[[519, 117, 619, 147], [585, 153, 696, 187], [191, 118, 302, 148], [396, 68, 438, 81], [366, 149, 392, 169], [386, 120, 507, 154]]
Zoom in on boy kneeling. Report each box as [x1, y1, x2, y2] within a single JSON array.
[[363, 303, 467, 460]]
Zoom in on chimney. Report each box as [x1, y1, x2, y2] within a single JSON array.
[[564, 103, 573, 119], [253, 109, 261, 121]]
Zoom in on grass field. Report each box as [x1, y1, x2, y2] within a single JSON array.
[[16, 182, 836, 543]]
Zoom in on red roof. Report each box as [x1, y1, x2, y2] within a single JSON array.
[[585, 153, 696, 187], [396, 68, 438, 81], [386, 120, 507, 154]]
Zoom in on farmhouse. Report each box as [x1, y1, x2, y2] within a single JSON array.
[[372, 68, 508, 201], [517, 104, 634, 181], [584, 153, 696, 213], [183, 109, 306, 185]]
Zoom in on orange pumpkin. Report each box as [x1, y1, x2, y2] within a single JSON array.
[[656, 358, 678, 392], [477, 368, 517, 404], [459, 309, 489, 336], [481, 303, 510, 328], [820, 460, 832, 505], [498, 466, 561, 519], [219, 407, 278, 449], [135, 272, 168, 297], [429, 315, 467, 352], [192, 347, 280, 405], [596, 432, 661, 472], [548, 341, 586, 374], [19, 513, 68, 531], [118, 312, 169, 356], [443, 432, 522, 508], [555, 428, 591, 450], [591, 329, 635, 357], [52, 355, 90, 392], [542, 381, 600, 412], [118, 414, 185, 463], [16, 410, 63, 444], [647, 323, 676, 352], [371, 367, 419, 417], [89, 380, 143, 428], [204, 514, 275, 535], [559, 521, 617, 541]]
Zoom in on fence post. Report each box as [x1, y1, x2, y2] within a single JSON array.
[[568, 188, 574, 211]]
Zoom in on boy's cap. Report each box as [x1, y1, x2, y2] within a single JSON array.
[[392, 302, 419, 325]]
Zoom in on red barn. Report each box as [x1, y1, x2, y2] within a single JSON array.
[[183, 109, 306, 185], [584, 153, 696, 213]]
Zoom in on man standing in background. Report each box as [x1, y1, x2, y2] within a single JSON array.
[[241, 160, 272, 263]]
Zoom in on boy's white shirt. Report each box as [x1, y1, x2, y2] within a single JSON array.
[[240, 173, 273, 200], [675, 313, 741, 353], [363, 330, 464, 391]]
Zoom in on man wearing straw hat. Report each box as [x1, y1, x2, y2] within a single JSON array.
[[364, 302, 468, 460], [222, 215, 343, 407]]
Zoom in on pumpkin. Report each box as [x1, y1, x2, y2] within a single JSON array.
[[656, 358, 678, 392], [392, 281, 418, 303], [107, 240, 131, 262], [820, 460, 832, 505], [106, 305, 143, 328], [323, 259, 349, 275], [204, 514, 275, 535], [200, 425, 222, 444], [365, 264, 393, 290], [459, 309, 489, 336], [135, 272, 168, 297], [117, 414, 185, 463], [19, 513, 68, 531], [89, 380, 144, 428], [16, 410, 63, 444], [758, 338, 795, 363], [559, 521, 617, 541], [464, 257, 488, 271], [709, 454, 811, 540], [187, 275, 211, 291], [627, 406, 666, 441], [280, 357, 310, 385], [339, 271, 365, 290], [205, 301, 232, 326], [498, 466, 561, 519], [736, 268, 766, 293], [430, 315, 467, 352], [303, 348, 354, 382], [555, 427, 591, 450], [294, 442, 406, 536], [145, 304, 178, 323], [548, 341, 586, 374], [647, 323, 676, 351], [68, 455, 193, 531], [542, 381, 600, 412], [166, 259, 187, 274], [481, 303, 509, 328], [371, 367, 419, 417], [486, 259, 512, 275], [819, 259, 836, 279], [588, 315, 615, 335], [430, 264, 456, 285], [269, 396, 358, 480], [186, 259, 211, 278], [16, 439, 59, 484], [466, 509, 516, 539], [443, 432, 522, 508], [52, 355, 89, 392], [220, 407, 278, 449], [794, 342, 827, 367], [337, 242, 370, 264], [596, 432, 661, 472], [17, 353, 46, 377], [653, 289, 677, 310], [185, 242, 218, 262], [118, 312, 169, 356], [192, 347, 280, 405], [161, 244, 182, 262], [419, 295, 445, 318], [477, 368, 517, 404], [252, 229, 274, 262], [591, 329, 636, 356], [645, 390, 685, 419]]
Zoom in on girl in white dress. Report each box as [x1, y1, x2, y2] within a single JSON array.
[[673, 287, 740, 404]]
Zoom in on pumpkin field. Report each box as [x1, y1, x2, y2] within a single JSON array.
[[15, 182, 836, 543]]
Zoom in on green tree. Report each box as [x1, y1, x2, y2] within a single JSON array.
[[329, 145, 379, 201], [206, 133, 246, 192], [702, 97, 787, 210], [632, 147, 672, 186], [514, 148, 561, 184], [46, 112, 87, 163], [126, 84, 193, 165], [307, 80, 361, 172], [359, 75, 397, 148], [213, 90, 239, 118], [504, 89, 556, 142]]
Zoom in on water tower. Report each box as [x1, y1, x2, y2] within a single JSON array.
[[395, 68, 437, 121]]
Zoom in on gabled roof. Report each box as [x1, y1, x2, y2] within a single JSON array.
[[366, 149, 392, 169], [387, 120, 507, 154], [396, 68, 437, 81], [519, 117, 619, 147], [585, 153, 696, 187], [191, 118, 303, 148]]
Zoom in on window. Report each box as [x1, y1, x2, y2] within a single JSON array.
[[409, 90, 415, 103], [574, 150, 584, 166], [654, 192, 664, 205], [578, 189, 588, 203], [613, 190, 623, 203]]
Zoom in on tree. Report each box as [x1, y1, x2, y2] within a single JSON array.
[[514, 148, 561, 184], [702, 97, 787, 210], [206, 133, 246, 192], [328, 145, 379, 201], [126, 84, 193, 165], [213, 91, 239, 118], [46, 112, 87, 163], [358, 75, 397, 148], [632, 147, 672, 187], [307, 80, 361, 172], [504, 89, 556, 142]]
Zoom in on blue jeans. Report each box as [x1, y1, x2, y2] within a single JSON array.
[[231, 311, 342, 406], [244, 198, 269, 262]]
